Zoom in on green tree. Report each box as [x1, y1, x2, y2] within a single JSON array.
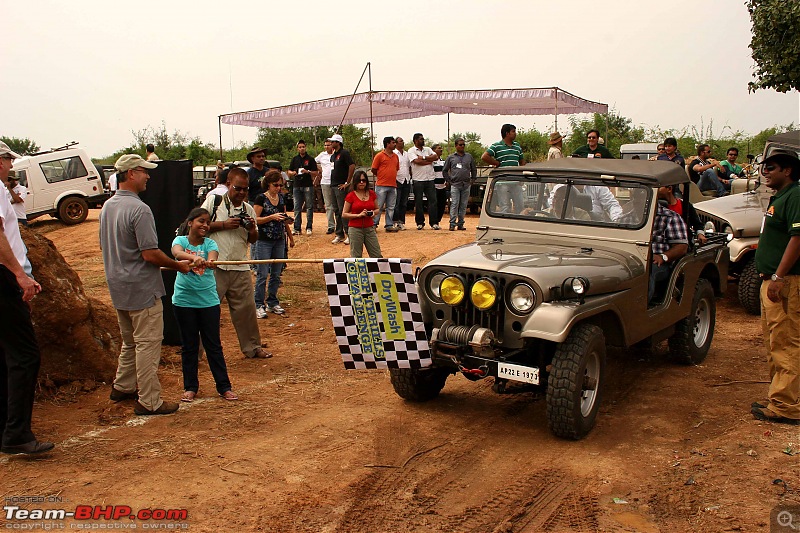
[[1, 136, 39, 156], [515, 128, 549, 162], [746, 0, 800, 92]]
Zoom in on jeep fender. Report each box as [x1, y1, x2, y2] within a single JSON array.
[[55, 190, 90, 207], [519, 294, 627, 345], [728, 237, 758, 264]]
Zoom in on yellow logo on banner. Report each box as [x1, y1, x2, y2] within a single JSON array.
[[374, 274, 406, 340]]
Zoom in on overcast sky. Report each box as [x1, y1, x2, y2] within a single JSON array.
[[3, 0, 798, 158]]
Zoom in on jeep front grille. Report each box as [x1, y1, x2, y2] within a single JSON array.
[[695, 211, 728, 233], [448, 272, 507, 342]]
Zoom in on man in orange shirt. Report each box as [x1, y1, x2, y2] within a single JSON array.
[[371, 136, 400, 232]]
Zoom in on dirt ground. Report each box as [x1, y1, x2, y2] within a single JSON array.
[[3, 210, 798, 533]]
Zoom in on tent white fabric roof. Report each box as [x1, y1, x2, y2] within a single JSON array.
[[220, 88, 608, 128]]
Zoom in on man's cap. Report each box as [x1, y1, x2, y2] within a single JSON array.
[[0, 141, 22, 160], [246, 147, 267, 163], [762, 150, 800, 173], [327, 134, 344, 144], [547, 132, 563, 145], [114, 154, 158, 173]]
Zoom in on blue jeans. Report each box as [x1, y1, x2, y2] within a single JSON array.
[[321, 184, 336, 231], [254, 239, 286, 308], [172, 304, 232, 395], [293, 186, 314, 231], [697, 169, 727, 196], [449, 185, 469, 228], [373, 186, 397, 228], [413, 180, 438, 226], [395, 180, 411, 224]]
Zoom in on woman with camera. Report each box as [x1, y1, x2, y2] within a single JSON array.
[[252, 170, 294, 318], [342, 170, 383, 258]]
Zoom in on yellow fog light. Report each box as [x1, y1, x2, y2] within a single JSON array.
[[440, 276, 465, 305], [471, 279, 497, 310]]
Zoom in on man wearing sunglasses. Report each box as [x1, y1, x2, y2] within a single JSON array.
[[572, 129, 614, 159], [752, 150, 800, 426], [202, 168, 272, 359]]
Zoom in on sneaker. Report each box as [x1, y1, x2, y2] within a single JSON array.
[[306, 229, 312, 235], [751, 405, 800, 425], [399, 223, 406, 230], [292, 230, 300, 235], [256, 306, 268, 319], [449, 225, 455, 231], [332, 236, 342, 244], [1, 440, 55, 455], [134, 400, 179, 416], [457, 226, 467, 231], [326, 228, 335, 234], [386, 226, 398, 232], [343, 236, 350, 245], [267, 304, 285, 315], [110, 386, 137, 402], [417, 224, 424, 230], [432, 224, 441, 230]]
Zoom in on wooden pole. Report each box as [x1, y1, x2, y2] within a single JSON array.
[[213, 259, 327, 265]]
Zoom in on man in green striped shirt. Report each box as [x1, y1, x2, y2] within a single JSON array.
[[482, 124, 525, 168]]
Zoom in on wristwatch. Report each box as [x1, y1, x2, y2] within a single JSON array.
[[771, 273, 783, 282], [660, 253, 669, 263]]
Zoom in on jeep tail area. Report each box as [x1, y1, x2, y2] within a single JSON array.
[[10, 143, 109, 225], [392, 159, 729, 440]]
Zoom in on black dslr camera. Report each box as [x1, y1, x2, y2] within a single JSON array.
[[234, 212, 253, 229]]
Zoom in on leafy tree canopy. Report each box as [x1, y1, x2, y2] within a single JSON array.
[[747, 0, 800, 93], [1, 136, 39, 156]]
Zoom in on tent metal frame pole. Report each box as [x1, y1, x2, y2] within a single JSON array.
[[218, 116, 224, 160], [447, 113, 451, 151], [339, 62, 371, 134], [554, 87, 558, 132], [368, 63, 375, 158]]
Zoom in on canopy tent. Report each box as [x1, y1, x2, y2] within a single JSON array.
[[219, 88, 608, 129]]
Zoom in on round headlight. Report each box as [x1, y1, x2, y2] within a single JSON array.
[[440, 275, 465, 306], [704, 221, 716, 233], [509, 283, 535, 313], [428, 272, 447, 300], [471, 279, 497, 310], [571, 278, 587, 295]]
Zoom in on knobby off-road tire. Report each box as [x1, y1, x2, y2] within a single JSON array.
[[546, 323, 606, 440], [738, 257, 761, 315], [389, 367, 448, 402], [668, 278, 716, 365], [58, 196, 88, 225]]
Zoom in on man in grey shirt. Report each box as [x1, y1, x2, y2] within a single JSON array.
[[100, 154, 191, 416], [442, 138, 477, 230]]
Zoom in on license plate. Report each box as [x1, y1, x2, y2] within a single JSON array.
[[496, 362, 540, 385]]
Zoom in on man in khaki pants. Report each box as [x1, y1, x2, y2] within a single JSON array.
[[753, 150, 800, 425], [100, 154, 191, 416]]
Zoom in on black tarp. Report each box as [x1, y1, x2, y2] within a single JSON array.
[[139, 159, 194, 346]]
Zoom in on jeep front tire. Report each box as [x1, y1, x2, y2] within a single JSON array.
[[668, 278, 715, 364], [546, 323, 605, 440], [58, 197, 88, 225], [738, 257, 761, 315], [389, 367, 448, 402]]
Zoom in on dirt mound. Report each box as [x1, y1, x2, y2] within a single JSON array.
[[21, 226, 119, 392]]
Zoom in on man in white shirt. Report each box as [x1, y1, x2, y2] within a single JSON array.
[[408, 133, 440, 230], [315, 140, 336, 234], [6, 175, 27, 226], [0, 141, 53, 455], [393, 136, 412, 230]]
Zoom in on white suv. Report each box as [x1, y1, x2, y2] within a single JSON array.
[[10, 145, 108, 224]]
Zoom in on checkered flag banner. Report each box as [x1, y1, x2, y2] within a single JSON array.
[[323, 258, 432, 370]]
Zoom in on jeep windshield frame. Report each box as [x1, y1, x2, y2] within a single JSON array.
[[485, 175, 653, 230]]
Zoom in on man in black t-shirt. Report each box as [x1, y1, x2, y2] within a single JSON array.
[[246, 147, 268, 203], [287, 140, 318, 235], [328, 134, 355, 244]]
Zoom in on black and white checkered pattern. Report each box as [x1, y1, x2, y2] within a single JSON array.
[[324, 258, 431, 370]]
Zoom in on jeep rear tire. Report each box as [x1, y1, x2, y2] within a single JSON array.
[[58, 197, 88, 225], [546, 323, 605, 440], [389, 367, 448, 402], [668, 278, 715, 364], [738, 257, 761, 315]]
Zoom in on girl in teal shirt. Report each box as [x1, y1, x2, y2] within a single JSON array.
[[172, 207, 237, 402]]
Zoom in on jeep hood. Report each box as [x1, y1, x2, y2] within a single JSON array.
[[694, 190, 770, 237], [425, 240, 645, 298]]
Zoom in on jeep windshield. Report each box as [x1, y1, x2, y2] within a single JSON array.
[[485, 177, 652, 229]]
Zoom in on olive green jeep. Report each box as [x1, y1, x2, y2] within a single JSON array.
[[391, 159, 729, 440]]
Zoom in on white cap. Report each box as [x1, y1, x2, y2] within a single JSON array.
[[327, 134, 344, 144]]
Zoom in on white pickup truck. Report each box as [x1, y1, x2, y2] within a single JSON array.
[[10, 144, 108, 224]]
